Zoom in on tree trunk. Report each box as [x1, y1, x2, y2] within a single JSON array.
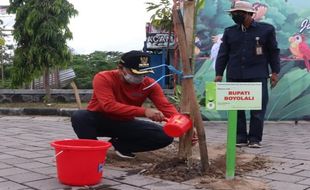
[[55, 68, 60, 88], [44, 67, 51, 103], [1, 62, 3, 86], [172, 2, 209, 173]]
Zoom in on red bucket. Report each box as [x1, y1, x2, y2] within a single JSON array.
[[51, 139, 111, 186], [163, 114, 193, 137]]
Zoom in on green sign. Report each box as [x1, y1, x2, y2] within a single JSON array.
[[206, 82, 262, 110], [205, 82, 262, 179]]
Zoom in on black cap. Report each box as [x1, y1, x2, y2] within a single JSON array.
[[120, 51, 154, 75]]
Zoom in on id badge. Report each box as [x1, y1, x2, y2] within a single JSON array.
[[256, 45, 263, 55], [255, 37, 263, 55]]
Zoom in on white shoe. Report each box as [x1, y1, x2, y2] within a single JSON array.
[[115, 150, 135, 159]]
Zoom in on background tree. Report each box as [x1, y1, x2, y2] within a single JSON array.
[[146, 0, 173, 31], [7, 0, 78, 101], [0, 21, 12, 88], [68, 51, 121, 89]]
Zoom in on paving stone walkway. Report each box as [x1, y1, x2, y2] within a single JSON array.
[[206, 121, 310, 190], [0, 116, 309, 190]]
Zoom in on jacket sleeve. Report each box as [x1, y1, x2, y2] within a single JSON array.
[[215, 29, 229, 76], [148, 83, 179, 118], [93, 73, 145, 119], [266, 25, 280, 74]]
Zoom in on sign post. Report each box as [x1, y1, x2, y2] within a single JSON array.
[[226, 110, 237, 179], [206, 82, 262, 179]]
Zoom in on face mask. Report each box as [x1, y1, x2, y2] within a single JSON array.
[[123, 72, 144, 84], [232, 14, 245, 25]]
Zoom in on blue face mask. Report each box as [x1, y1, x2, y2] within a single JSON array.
[[123, 70, 145, 84]]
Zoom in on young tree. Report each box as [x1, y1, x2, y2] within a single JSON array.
[[146, 0, 209, 172], [7, 0, 78, 101]]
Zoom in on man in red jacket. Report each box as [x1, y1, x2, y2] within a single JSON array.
[[71, 50, 179, 158]]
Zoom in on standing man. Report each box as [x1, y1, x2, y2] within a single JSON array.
[[215, 1, 280, 148], [71, 50, 178, 158]]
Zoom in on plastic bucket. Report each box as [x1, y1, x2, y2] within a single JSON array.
[[51, 139, 111, 186], [163, 114, 193, 137]]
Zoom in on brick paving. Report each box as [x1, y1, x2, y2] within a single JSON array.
[[206, 121, 310, 190], [0, 116, 309, 190]]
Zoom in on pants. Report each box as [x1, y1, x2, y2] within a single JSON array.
[[227, 78, 269, 142], [71, 110, 173, 153]]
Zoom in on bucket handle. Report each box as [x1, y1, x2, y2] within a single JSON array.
[[53, 150, 64, 162]]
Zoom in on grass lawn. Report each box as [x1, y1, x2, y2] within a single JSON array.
[[0, 102, 88, 109]]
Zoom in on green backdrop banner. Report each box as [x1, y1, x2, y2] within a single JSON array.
[[194, 0, 310, 121]]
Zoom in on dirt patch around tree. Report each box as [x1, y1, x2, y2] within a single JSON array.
[[105, 142, 271, 190]]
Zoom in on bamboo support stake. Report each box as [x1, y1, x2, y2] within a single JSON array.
[[70, 81, 82, 109], [178, 0, 196, 160]]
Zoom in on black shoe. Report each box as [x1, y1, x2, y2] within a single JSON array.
[[115, 150, 135, 159], [109, 138, 136, 159], [236, 138, 248, 147], [248, 141, 262, 148], [236, 141, 248, 147]]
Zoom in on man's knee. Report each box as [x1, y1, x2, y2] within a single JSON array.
[[71, 110, 98, 139], [166, 136, 174, 145], [161, 135, 174, 148], [71, 110, 81, 122], [71, 110, 90, 130]]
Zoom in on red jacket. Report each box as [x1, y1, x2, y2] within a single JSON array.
[[87, 70, 178, 120]]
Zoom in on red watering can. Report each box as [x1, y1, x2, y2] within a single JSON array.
[[163, 114, 193, 137]]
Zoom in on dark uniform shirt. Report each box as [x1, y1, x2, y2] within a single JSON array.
[[215, 21, 280, 79]]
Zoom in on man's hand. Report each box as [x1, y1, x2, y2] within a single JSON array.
[[214, 76, 223, 82], [270, 73, 278, 88], [145, 108, 165, 122]]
